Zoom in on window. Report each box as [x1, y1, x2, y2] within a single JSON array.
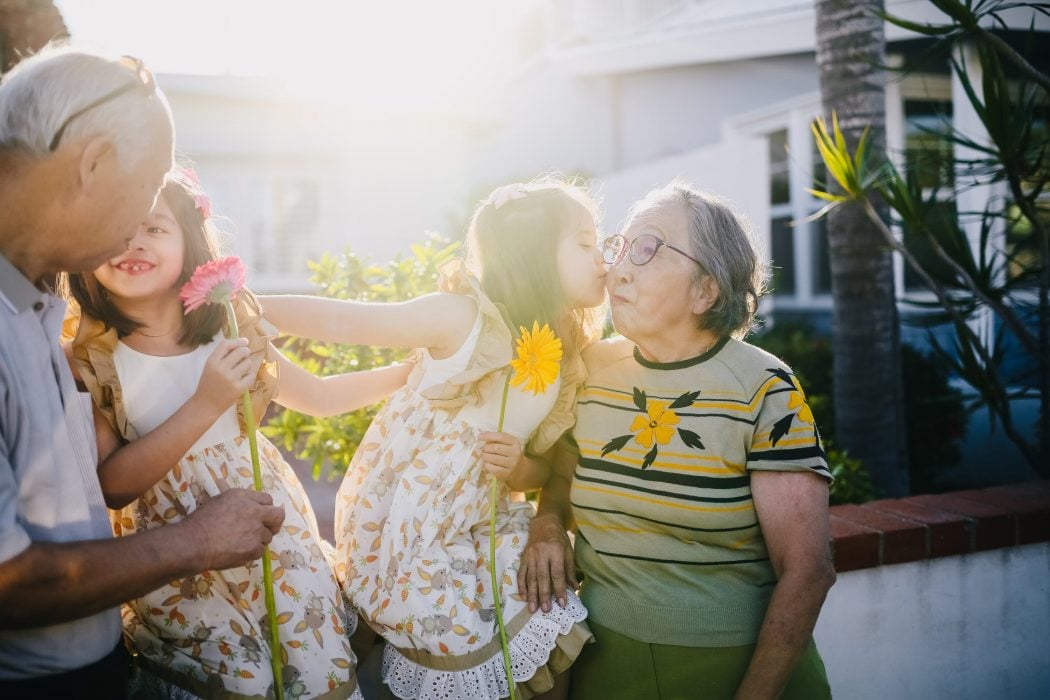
[[768, 129, 794, 296], [901, 98, 955, 291], [1005, 111, 1048, 286], [904, 99, 955, 190], [269, 178, 321, 275], [811, 215, 832, 295], [243, 174, 323, 279], [1006, 201, 1047, 286], [769, 129, 790, 206], [763, 119, 832, 302]]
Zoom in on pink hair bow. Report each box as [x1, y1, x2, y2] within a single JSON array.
[[182, 167, 212, 220]]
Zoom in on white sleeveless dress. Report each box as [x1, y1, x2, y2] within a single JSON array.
[[334, 303, 590, 700], [109, 337, 363, 700]]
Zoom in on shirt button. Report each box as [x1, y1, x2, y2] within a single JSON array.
[[33, 301, 44, 312]]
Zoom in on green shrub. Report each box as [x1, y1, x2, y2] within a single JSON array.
[[262, 234, 461, 480], [750, 321, 968, 500], [825, 443, 875, 505]]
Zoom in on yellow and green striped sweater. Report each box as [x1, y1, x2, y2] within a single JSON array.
[[567, 334, 831, 647]]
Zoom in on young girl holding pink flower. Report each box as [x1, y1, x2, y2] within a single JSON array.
[[65, 170, 409, 699], [260, 180, 607, 700]]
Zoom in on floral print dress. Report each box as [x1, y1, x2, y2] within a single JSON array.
[[72, 301, 362, 700], [334, 262, 592, 700]]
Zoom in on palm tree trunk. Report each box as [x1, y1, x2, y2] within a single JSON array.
[[816, 0, 909, 496]]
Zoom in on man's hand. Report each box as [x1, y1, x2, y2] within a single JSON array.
[[517, 512, 577, 614], [178, 489, 285, 571]]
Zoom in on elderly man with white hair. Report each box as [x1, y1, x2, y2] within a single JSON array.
[[0, 47, 285, 698]]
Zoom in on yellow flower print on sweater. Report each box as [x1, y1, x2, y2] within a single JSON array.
[[766, 367, 819, 447], [602, 388, 704, 469], [786, 376, 814, 425], [629, 400, 680, 448]]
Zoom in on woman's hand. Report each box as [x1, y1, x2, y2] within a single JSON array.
[[517, 512, 577, 614], [193, 338, 258, 414]]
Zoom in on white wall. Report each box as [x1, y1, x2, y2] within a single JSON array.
[[613, 54, 817, 169], [814, 543, 1050, 699], [465, 64, 618, 187], [595, 137, 767, 241], [466, 53, 816, 196]]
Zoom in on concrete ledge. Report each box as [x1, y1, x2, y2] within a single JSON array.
[[829, 480, 1050, 571]]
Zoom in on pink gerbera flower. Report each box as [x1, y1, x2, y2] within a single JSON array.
[[179, 256, 247, 313]]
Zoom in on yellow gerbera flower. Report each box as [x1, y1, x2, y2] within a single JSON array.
[[630, 400, 681, 448], [787, 377, 814, 424], [509, 322, 563, 395]]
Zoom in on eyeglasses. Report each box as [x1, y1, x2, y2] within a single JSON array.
[[48, 55, 156, 152], [602, 232, 704, 268]]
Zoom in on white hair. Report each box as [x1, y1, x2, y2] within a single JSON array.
[[0, 44, 172, 168]]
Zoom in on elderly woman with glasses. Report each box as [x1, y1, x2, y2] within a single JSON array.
[[518, 182, 835, 699]]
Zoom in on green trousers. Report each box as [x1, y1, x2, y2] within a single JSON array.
[[569, 621, 830, 700]]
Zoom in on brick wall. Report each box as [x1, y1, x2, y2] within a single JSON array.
[[829, 481, 1050, 571]]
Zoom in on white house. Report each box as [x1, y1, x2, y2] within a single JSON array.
[[464, 0, 1048, 333], [159, 73, 483, 292]]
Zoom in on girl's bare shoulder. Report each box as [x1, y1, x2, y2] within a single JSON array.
[[581, 335, 633, 373]]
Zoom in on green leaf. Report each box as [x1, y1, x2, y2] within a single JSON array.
[[632, 387, 647, 412], [678, 429, 705, 450], [669, 390, 701, 409], [877, 11, 956, 36], [601, 434, 633, 457], [770, 414, 795, 448], [641, 445, 658, 470], [807, 188, 845, 203]]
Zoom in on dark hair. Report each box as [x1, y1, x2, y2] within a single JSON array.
[[466, 178, 603, 360], [66, 170, 229, 347]]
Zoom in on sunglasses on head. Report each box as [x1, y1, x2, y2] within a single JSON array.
[[48, 55, 156, 152]]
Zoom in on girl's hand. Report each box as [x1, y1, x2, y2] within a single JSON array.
[[194, 338, 260, 414], [478, 431, 525, 483]]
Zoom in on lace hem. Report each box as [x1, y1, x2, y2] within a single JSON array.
[[381, 592, 588, 700]]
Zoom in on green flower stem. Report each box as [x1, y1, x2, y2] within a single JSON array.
[[224, 301, 283, 700], [489, 370, 515, 700]]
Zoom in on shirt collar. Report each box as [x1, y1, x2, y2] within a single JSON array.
[[0, 251, 48, 314]]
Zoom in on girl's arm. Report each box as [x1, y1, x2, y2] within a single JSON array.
[[96, 339, 259, 509], [260, 293, 477, 359], [272, 347, 413, 418]]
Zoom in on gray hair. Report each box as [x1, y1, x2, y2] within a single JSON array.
[[629, 181, 767, 338], [0, 45, 171, 168]]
